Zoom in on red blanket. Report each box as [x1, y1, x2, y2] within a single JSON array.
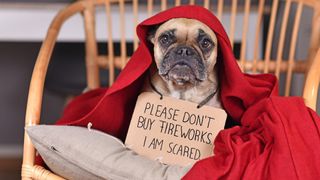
[[55, 5, 320, 179]]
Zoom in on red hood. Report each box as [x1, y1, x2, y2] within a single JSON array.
[[109, 5, 278, 121]]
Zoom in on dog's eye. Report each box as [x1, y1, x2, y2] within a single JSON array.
[[201, 39, 212, 49], [159, 34, 170, 45]]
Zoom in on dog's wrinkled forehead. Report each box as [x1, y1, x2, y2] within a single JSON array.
[[154, 18, 217, 45]]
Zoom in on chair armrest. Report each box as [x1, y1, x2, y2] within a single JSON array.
[[303, 48, 320, 111], [22, 1, 119, 179], [22, 1, 89, 179]]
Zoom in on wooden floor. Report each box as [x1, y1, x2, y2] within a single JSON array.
[[0, 157, 21, 180]]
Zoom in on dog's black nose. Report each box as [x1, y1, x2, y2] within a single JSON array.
[[176, 46, 194, 56]]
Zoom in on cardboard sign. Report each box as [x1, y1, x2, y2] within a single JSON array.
[[125, 92, 227, 166]]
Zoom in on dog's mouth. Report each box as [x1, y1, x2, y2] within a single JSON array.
[[161, 61, 203, 86]]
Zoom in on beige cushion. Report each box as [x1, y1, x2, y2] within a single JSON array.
[[26, 125, 190, 180]]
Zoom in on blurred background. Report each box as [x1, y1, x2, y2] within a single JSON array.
[[0, 0, 319, 179]]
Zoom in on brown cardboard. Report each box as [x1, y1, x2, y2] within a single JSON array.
[[125, 92, 227, 166]]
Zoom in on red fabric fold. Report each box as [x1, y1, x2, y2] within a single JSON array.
[[185, 97, 320, 179], [52, 5, 319, 179]]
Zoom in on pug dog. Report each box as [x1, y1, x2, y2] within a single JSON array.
[[144, 18, 222, 108]]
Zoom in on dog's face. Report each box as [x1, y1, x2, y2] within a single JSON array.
[[149, 18, 218, 87]]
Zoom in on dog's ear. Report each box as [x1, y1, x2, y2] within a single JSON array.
[[147, 25, 159, 44]]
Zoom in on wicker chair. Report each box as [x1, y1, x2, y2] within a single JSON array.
[[21, 0, 320, 179]]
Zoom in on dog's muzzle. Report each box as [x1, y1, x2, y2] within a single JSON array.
[[159, 45, 206, 85]]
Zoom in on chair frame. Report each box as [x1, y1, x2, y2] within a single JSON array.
[[21, 0, 320, 179]]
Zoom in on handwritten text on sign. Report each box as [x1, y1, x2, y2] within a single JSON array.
[[125, 92, 227, 166]]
